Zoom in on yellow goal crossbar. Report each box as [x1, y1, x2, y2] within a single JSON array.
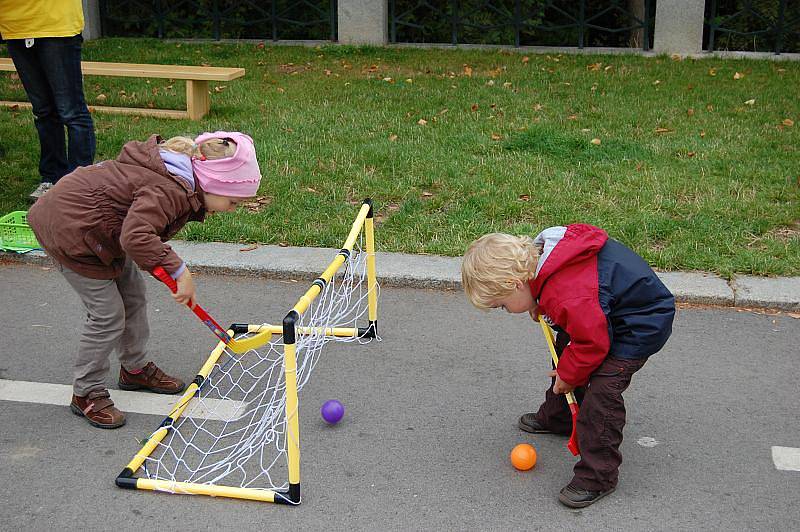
[[116, 199, 379, 505]]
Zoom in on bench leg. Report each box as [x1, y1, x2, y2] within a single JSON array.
[[186, 80, 210, 120]]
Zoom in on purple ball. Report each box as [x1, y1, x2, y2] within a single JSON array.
[[321, 399, 344, 424]]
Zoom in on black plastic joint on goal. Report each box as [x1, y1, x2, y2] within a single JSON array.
[[159, 416, 175, 428], [364, 198, 374, 218], [312, 278, 326, 290], [116, 468, 136, 489], [358, 320, 378, 338], [192, 375, 204, 387], [338, 248, 350, 260], [273, 483, 301, 505], [229, 323, 250, 334], [283, 310, 299, 344]]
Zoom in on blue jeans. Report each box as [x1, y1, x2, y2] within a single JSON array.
[[7, 34, 95, 184]]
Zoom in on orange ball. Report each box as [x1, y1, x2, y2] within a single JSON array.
[[510, 443, 537, 471]]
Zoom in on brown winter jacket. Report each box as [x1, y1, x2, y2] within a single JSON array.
[[28, 135, 206, 279]]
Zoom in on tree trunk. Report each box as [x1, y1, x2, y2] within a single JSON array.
[[628, 0, 646, 48]]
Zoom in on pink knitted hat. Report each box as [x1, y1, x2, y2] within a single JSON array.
[[192, 131, 262, 197]]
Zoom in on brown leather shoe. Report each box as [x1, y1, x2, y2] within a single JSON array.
[[70, 389, 126, 429], [119, 362, 185, 394]]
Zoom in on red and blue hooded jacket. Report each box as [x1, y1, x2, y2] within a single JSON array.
[[528, 224, 675, 386]]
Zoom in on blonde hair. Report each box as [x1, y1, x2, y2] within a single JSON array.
[[461, 233, 540, 309], [159, 135, 236, 160]]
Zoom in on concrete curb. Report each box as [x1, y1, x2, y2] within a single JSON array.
[[3, 241, 799, 310]]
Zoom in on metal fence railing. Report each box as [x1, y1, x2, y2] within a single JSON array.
[[705, 0, 799, 54], [388, 0, 656, 50], [99, 0, 337, 41]]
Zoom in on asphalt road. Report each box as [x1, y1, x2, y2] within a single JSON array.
[[1, 263, 798, 530]]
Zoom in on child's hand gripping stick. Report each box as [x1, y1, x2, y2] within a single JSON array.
[[538, 318, 580, 456], [151, 267, 272, 354], [151, 266, 233, 346]]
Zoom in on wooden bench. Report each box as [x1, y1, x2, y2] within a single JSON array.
[[0, 58, 245, 120]]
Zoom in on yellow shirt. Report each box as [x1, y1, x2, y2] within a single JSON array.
[[0, 0, 84, 39]]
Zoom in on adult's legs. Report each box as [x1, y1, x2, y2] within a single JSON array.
[[35, 35, 95, 174], [6, 39, 68, 183]]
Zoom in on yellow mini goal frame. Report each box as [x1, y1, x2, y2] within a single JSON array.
[[116, 199, 379, 505]]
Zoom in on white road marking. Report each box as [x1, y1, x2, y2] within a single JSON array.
[[772, 446, 800, 472], [0, 379, 245, 421], [637, 436, 659, 448]]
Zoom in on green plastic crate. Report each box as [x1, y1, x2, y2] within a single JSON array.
[[0, 211, 41, 252]]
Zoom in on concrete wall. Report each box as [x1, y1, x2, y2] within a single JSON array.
[[654, 0, 706, 54], [82, 0, 101, 41], [337, 0, 388, 45]]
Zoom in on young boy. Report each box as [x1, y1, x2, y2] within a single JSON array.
[[461, 224, 674, 508]]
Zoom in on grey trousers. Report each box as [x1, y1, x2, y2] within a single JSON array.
[[59, 257, 149, 396]]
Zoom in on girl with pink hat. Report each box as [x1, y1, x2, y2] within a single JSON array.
[[28, 132, 262, 430]]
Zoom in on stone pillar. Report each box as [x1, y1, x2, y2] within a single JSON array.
[[82, 0, 102, 40], [337, 0, 388, 45], [653, 0, 706, 54]]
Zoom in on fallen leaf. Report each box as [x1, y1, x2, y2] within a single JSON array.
[[733, 72, 743, 80], [587, 62, 602, 71], [305, 187, 318, 193], [782, 118, 794, 127], [708, 68, 717, 76], [686, 151, 696, 157], [591, 138, 601, 145], [518, 194, 530, 201], [421, 191, 433, 197], [486, 80, 495, 86], [405, 78, 413, 83], [324, 69, 332, 76], [491, 133, 503, 141], [471, 103, 479, 112], [438, 108, 449, 115], [521, 56, 529, 64], [382, 77, 393, 82], [278, 242, 289, 247], [463, 65, 473, 77], [96, 94, 107, 103], [276, 87, 285, 93], [604, 65, 613, 72], [670, 54, 682, 61], [706, 104, 714, 112], [533, 103, 543, 111], [213, 85, 226, 92], [653, 79, 661, 85], [567, 114, 577, 120], [787, 312, 800, 319], [655, 127, 673, 134], [239, 244, 258, 252], [687, 108, 695, 116], [503, 82, 512, 88], [388, 134, 398, 142], [744, 99, 755, 105], [699, 130, 706, 137], [417, 118, 428, 126]]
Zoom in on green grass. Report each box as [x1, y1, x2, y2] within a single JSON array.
[[1, 39, 798, 277]]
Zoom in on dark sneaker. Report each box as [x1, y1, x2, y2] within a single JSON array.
[[558, 483, 616, 508], [119, 362, 185, 394], [29, 182, 53, 201], [518, 413, 560, 434], [70, 389, 126, 429]]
